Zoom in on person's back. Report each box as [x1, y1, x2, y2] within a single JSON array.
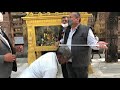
[[18, 52, 63, 78]]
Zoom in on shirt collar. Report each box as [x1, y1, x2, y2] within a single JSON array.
[[75, 24, 80, 29], [71, 24, 80, 31]]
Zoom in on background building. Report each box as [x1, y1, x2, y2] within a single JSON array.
[[0, 12, 27, 57]]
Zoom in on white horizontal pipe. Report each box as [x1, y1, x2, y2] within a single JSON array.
[[59, 44, 106, 47]]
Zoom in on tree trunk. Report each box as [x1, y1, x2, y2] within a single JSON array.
[[105, 12, 118, 62]]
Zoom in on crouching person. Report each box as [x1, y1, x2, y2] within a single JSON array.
[[18, 46, 72, 78]]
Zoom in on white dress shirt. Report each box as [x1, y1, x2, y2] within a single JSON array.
[[18, 52, 63, 78]]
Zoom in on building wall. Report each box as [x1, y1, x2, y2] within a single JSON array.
[[11, 12, 27, 57], [0, 12, 27, 57], [118, 17, 120, 51], [0, 12, 13, 44]]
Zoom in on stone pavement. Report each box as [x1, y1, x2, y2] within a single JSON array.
[[11, 58, 28, 78], [11, 54, 120, 78], [89, 58, 120, 78]]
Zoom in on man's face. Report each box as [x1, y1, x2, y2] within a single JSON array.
[[0, 13, 3, 22], [61, 17, 68, 28], [62, 17, 68, 24], [69, 13, 80, 25], [58, 55, 68, 64]]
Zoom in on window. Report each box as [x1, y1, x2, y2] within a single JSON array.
[[35, 25, 61, 46]]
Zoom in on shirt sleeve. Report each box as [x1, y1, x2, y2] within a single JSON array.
[[60, 38, 64, 44], [43, 68, 57, 78], [59, 33, 65, 44], [87, 28, 99, 50]]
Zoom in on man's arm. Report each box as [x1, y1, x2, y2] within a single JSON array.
[[87, 28, 108, 49], [87, 28, 98, 50], [43, 68, 57, 78]]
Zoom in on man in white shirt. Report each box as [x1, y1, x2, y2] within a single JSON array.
[[61, 12, 108, 78], [18, 46, 72, 78]]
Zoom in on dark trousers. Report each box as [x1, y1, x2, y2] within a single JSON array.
[[66, 62, 88, 78], [61, 64, 68, 78]]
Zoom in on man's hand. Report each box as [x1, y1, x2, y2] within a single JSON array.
[[97, 41, 108, 49], [16, 45, 23, 52], [4, 53, 16, 62]]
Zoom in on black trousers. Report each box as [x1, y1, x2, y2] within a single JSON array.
[[61, 64, 68, 78], [66, 62, 88, 78]]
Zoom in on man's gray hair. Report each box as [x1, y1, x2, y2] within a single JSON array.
[[56, 46, 72, 60], [71, 12, 81, 18]]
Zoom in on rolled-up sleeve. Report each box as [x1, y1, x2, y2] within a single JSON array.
[[87, 28, 99, 50]]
